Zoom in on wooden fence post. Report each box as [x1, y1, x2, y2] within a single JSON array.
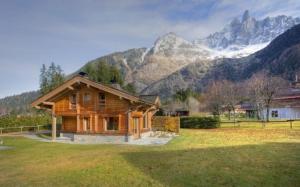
[[20, 126, 23, 133], [290, 120, 293, 129]]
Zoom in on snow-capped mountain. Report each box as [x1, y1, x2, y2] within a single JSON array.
[[78, 10, 300, 97], [194, 10, 300, 57]]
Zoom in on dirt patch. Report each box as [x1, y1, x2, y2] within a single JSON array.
[[0, 146, 13, 151]]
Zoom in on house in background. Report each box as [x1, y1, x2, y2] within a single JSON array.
[[31, 74, 160, 143], [263, 78, 300, 120]]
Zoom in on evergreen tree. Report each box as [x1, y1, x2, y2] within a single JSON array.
[[40, 64, 48, 95], [40, 63, 65, 94]]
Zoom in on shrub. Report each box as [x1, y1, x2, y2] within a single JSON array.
[[152, 116, 180, 133], [180, 117, 220, 129], [0, 115, 52, 128]]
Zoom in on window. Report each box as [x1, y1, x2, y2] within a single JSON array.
[[98, 93, 106, 109], [83, 93, 91, 104], [271, 110, 278, 118], [143, 114, 148, 128], [70, 94, 76, 109], [106, 117, 119, 130]]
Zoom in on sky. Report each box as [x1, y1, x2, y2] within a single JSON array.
[[0, 0, 300, 98]]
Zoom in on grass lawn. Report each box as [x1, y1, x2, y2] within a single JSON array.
[[0, 128, 300, 187]]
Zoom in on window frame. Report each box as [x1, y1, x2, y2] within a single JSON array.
[[69, 94, 77, 110], [105, 117, 119, 131], [98, 92, 106, 110], [271, 110, 279, 118], [83, 92, 91, 105]]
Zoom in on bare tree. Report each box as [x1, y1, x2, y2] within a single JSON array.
[[247, 71, 287, 122], [205, 81, 225, 118], [222, 80, 243, 123]]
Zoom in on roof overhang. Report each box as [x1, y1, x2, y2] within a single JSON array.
[[31, 75, 157, 108]]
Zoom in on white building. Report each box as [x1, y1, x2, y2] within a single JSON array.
[[262, 81, 300, 120]]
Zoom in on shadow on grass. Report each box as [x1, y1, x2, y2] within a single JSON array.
[[122, 142, 300, 186]]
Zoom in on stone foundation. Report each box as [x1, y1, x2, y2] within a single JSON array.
[[59, 132, 150, 143]]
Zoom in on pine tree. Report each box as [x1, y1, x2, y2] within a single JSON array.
[[39, 63, 65, 94]]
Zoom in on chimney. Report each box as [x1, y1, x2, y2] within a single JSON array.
[[110, 76, 122, 90], [78, 71, 89, 78]]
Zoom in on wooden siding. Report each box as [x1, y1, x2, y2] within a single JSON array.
[[62, 116, 77, 132]]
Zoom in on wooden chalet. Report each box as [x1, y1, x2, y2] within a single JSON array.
[[31, 74, 160, 143]]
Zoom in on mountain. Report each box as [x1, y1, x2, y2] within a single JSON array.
[[194, 10, 300, 57], [79, 11, 299, 93], [142, 24, 300, 99], [80, 32, 212, 92], [2, 11, 300, 114], [0, 91, 40, 115]]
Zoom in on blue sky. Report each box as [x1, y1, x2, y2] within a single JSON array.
[[0, 0, 300, 98]]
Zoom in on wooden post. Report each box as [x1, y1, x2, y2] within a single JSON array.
[[52, 114, 57, 141], [290, 120, 293, 129], [76, 91, 80, 133], [95, 114, 98, 132], [0, 128, 2, 135], [127, 112, 131, 134], [76, 115, 80, 132], [90, 114, 93, 133]]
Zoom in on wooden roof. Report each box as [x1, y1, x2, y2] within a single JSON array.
[[31, 75, 158, 108]]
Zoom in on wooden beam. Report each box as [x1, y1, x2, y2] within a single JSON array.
[[43, 101, 54, 106], [52, 114, 57, 141], [68, 86, 74, 90]]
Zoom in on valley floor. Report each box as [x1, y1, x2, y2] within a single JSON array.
[[0, 128, 299, 187]]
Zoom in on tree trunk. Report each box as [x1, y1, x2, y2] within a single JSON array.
[[228, 109, 231, 120], [233, 108, 236, 126], [266, 106, 270, 122]]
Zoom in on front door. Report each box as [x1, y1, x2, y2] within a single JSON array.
[[133, 117, 140, 139], [83, 117, 90, 132]]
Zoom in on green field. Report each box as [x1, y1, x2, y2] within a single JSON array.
[[0, 128, 300, 187]]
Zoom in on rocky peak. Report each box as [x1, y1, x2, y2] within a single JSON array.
[[195, 10, 300, 51], [242, 10, 250, 22], [151, 32, 194, 55]]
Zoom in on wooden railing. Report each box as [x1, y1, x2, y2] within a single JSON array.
[[220, 119, 300, 129], [0, 124, 51, 135]]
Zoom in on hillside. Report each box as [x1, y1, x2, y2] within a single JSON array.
[[0, 91, 40, 116]]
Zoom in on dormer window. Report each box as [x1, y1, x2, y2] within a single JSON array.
[[98, 93, 106, 110], [83, 93, 91, 104], [69, 94, 76, 110]]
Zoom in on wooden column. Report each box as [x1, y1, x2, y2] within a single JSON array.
[[76, 115, 80, 132], [52, 114, 57, 141], [127, 112, 131, 134], [90, 114, 93, 132], [76, 91, 80, 132], [95, 114, 98, 132]]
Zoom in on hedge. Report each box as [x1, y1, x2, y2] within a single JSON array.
[[0, 115, 52, 128], [180, 117, 220, 129]]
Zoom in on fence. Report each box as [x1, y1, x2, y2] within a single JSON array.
[[152, 116, 180, 133], [0, 124, 51, 135], [220, 119, 300, 129]]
